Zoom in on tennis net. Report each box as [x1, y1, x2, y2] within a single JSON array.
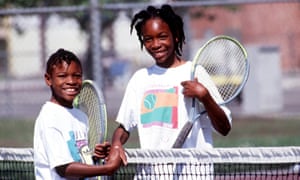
[[0, 148, 34, 180], [1, 147, 300, 179]]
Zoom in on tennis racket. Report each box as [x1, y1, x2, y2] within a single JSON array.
[[172, 35, 249, 148], [73, 80, 107, 162]]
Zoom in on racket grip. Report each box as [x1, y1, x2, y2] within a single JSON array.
[[172, 122, 193, 148]]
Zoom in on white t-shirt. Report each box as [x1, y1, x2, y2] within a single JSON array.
[[116, 61, 231, 149], [34, 101, 89, 180]]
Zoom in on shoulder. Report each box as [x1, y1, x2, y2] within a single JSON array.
[[37, 102, 61, 117], [128, 67, 149, 82], [181, 60, 192, 70], [35, 102, 66, 129], [133, 67, 149, 76], [70, 108, 88, 124]]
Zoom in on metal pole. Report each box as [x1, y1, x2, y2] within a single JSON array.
[[89, 0, 103, 89]]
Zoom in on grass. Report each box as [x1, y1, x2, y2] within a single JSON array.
[[1, 115, 300, 148], [0, 119, 35, 147], [214, 116, 300, 147]]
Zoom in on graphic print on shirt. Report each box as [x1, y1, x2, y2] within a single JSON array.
[[67, 131, 90, 163], [80, 145, 93, 164], [141, 86, 178, 129]]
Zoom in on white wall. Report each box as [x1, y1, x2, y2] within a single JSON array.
[[8, 15, 88, 78]]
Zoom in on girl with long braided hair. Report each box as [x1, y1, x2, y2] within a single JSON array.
[[110, 2, 231, 158]]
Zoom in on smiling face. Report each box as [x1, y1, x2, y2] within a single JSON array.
[[141, 18, 178, 68], [45, 60, 82, 108]]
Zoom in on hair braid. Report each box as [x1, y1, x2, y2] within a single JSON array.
[[46, 48, 82, 75], [130, 4, 185, 56]]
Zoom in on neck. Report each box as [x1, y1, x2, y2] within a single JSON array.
[[157, 56, 185, 68], [171, 58, 185, 68]]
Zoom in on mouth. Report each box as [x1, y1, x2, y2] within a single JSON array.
[[63, 87, 80, 96], [151, 50, 167, 60]]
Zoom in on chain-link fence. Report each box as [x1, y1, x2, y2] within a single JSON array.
[[0, 0, 300, 119]]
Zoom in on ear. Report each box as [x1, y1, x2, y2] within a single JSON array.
[[44, 73, 52, 87]]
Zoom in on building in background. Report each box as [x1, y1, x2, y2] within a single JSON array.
[[0, 2, 299, 118], [0, 15, 87, 79], [188, 2, 300, 73]]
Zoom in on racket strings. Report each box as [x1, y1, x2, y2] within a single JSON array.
[[77, 84, 106, 151], [196, 38, 247, 102]]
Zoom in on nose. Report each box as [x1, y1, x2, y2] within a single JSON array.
[[66, 76, 76, 84], [151, 38, 161, 50]]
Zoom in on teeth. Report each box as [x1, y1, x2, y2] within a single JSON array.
[[153, 51, 164, 58], [65, 88, 76, 92]]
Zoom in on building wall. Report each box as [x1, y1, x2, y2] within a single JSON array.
[[4, 15, 88, 78], [188, 2, 300, 73]]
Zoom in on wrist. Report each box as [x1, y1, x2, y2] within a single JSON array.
[[112, 143, 122, 149], [113, 145, 121, 149]]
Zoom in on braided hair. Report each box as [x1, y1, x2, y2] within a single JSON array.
[[130, 4, 185, 56], [46, 48, 82, 75]]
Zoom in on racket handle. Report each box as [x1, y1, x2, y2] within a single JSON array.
[[172, 121, 193, 148]]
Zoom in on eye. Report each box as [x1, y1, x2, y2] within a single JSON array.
[[159, 34, 168, 40], [73, 73, 82, 78], [143, 36, 152, 43], [57, 74, 67, 78]]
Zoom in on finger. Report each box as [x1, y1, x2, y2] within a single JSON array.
[[95, 143, 111, 153], [103, 141, 111, 147], [120, 153, 128, 166], [181, 80, 188, 86], [93, 153, 106, 159], [96, 142, 111, 149], [94, 148, 106, 154]]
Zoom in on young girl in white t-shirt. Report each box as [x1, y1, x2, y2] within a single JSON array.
[[111, 4, 232, 150], [34, 48, 126, 180]]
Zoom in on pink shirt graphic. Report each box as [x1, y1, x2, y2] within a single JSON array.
[[141, 87, 178, 129]]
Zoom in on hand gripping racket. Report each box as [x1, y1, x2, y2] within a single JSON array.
[[73, 80, 107, 162], [172, 35, 249, 148]]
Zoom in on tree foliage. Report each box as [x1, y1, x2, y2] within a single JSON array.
[[0, 0, 146, 31], [0, 0, 84, 7], [0, 0, 147, 8]]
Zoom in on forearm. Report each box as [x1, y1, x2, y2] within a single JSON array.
[[200, 94, 231, 136], [56, 161, 120, 178], [112, 125, 130, 146]]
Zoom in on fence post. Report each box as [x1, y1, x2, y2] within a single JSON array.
[[89, 0, 103, 89]]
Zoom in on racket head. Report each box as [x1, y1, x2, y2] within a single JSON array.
[[192, 35, 249, 104], [73, 80, 107, 151]]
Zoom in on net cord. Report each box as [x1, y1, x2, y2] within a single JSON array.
[[2, 147, 300, 163], [125, 147, 300, 164]]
